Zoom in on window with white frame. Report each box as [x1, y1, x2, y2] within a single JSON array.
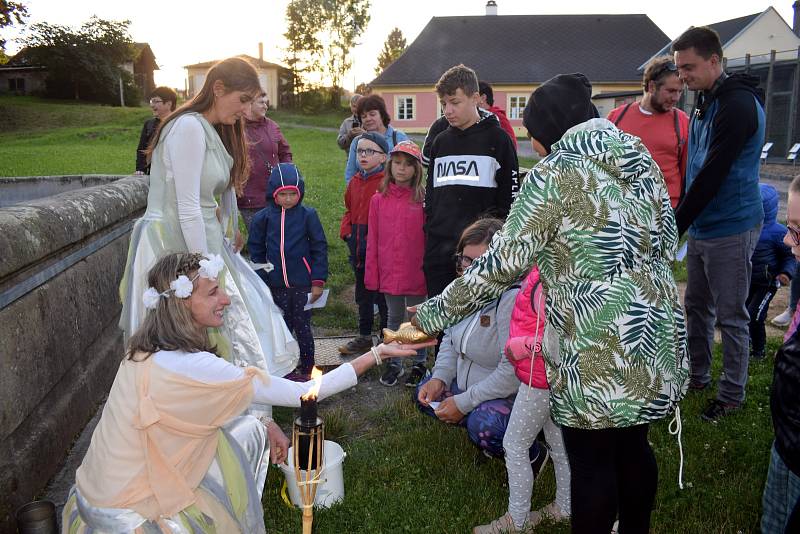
[[508, 94, 528, 120], [395, 95, 415, 120]]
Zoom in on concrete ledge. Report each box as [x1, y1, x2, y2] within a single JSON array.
[[0, 174, 147, 280]]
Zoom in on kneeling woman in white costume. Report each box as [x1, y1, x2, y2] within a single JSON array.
[[64, 252, 432, 533], [118, 56, 297, 376]]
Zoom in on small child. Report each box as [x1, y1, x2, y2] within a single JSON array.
[[474, 266, 571, 533], [364, 141, 428, 387], [339, 132, 389, 355], [248, 163, 328, 379], [748, 183, 796, 360]]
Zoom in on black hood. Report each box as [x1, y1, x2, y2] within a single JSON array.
[[719, 73, 765, 106]]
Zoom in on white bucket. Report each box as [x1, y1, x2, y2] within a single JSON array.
[[280, 440, 346, 509]]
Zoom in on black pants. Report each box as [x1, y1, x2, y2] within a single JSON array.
[[423, 263, 458, 300], [354, 266, 387, 336], [746, 278, 779, 355], [561, 424, 657, 534], [270, 286, 314, 372]]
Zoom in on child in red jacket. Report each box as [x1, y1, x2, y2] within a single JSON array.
[[474, 266, 571, 533], [338, 132, 389, 356], [365, 141, 428, 387]]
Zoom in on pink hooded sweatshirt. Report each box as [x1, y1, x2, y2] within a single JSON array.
[[364, 182, 426, 296], [505, 266, 548, 389]]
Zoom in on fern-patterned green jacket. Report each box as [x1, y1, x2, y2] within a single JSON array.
[[416, 118, 689, 430]]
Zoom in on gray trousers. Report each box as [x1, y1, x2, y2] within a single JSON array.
[[684, 226, 760, 404], [384, 293, 427, 367]]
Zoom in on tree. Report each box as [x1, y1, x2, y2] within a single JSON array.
[[21, 16, 139, 105], [0, 1, 29, 64], [282, 0, 370, 109], [374, 27, 406, 76]]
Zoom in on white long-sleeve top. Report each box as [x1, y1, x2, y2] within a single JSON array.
[[162, 114, 209, 254], [152, 350, 358, 406]]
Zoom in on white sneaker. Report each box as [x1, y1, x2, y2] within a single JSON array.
[[772, 307, 793, 327]]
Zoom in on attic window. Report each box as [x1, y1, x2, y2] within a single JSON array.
[[396, 95, 415, 120]]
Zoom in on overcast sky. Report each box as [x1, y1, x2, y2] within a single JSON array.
[[5, 1, 794, 90]]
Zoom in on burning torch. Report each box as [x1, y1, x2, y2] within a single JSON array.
[[293, 367, 324, 534]]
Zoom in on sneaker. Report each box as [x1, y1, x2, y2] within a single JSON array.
[[772, 307, 793, 327], [700, 399, 741, 422], [473, 512, 522, 534], [379, 365, 404, 386], [530, 446, 550, 480], [528, 501, 568, 527], [688, 379, 712, 392], [750, 349, 766, 361], [338, 336, 373, 355], [283, 369, 311, 382], [404, 363, 427, 387]]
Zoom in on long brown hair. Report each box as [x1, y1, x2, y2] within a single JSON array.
[[127, 252, 217, 360], [381, 151, 425, 203], [146, 57, 261, 195]]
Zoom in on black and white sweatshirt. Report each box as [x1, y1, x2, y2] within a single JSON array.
[[423, 114, 519, 269]]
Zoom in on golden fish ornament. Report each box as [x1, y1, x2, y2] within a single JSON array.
[[382, 322, 434, 344]]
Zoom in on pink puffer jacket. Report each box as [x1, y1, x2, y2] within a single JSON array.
[[505, 266, 548, 389]]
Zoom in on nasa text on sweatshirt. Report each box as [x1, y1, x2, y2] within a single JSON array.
[[423, 115, 519, 269]]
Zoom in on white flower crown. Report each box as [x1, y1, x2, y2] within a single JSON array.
[[142, 254, 225, 310]]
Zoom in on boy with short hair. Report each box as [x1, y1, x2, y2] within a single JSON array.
[[338, 132, 390, 355], [248, 163, 328, 380], [424, 64, 519, 299]]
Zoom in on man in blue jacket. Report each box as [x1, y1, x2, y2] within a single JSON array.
[[673, 26, 765, 422]]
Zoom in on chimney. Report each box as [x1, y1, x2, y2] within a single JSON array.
[[258, 42, 264, 62], [486, 0, 498, 16], [794, 1, 800, 37]]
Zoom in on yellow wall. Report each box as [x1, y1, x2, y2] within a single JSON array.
[[725, 8, 800, 63]]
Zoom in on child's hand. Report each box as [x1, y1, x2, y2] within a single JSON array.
[[434, 397, 465, 424], [505, 336, 537, 361], [778, 273, 791, 286], [417, 377, 445, 407], [310, 285, 323, 303]]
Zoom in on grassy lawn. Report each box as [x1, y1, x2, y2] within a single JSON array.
[[2, 96, 779, 532]]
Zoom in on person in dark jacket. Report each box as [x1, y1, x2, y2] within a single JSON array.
[[134, 86, 177, 174], [239, 91, 293, 229], [248, 163, 327, 379], [424, 64, 519, 300], [673, 27, 766, 422], [762, 175, 800, 534], [748, 184, 796, 360]]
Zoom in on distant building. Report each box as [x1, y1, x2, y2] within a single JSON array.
[[124, 43, 159, 98], [185, 47, 292, 109], [368, 2, 670, 133]]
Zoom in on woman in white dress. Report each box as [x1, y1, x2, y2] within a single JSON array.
[[119, 57, 298, 378], [65, 252, 433, 533]]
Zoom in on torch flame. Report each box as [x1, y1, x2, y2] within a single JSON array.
[[301, 366, 324, 400]]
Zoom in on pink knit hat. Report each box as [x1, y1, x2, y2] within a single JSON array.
[[389, 141, 422, 163]]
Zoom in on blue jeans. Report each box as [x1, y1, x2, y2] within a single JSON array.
[[762, 442, 800, 533], [414, 376, 539, 459]]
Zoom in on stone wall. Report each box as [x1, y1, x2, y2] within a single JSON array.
[[0, 175, 148, 530]]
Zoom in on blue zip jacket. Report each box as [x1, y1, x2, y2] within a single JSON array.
[[752, 183, 796, 284], [248, 163, 328, 288], [677, 73, 765, 239]]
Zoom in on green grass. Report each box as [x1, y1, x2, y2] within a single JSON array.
[[1, 97, 780, 532]]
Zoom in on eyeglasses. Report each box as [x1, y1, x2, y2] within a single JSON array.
[[648, 62, 678, 85], [149, 98, 164, 105], [456, 253, 476, 269], [788, 225, 800, 246], [356, 148, 384, 157]]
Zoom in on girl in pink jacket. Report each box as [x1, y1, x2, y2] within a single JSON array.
[[365, 141, 428, 388], [475, 266, 571, 533]]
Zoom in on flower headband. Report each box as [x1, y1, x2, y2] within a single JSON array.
[[142, 254, 225, 310]]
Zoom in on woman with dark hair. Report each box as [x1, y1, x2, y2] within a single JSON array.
[[119, 57, 299, 378], [343, 94, 409, 182], [64, 252, 433, 533]]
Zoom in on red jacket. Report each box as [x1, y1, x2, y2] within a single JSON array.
[[340, 168, 384, 268], [238, 117, 292, 210], [364, 183, 426, 296], [488, 105, 518, 149], [505, 266, 548, 389]]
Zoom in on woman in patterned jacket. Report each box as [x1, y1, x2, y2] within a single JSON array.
[[413, 73, 688, 534]]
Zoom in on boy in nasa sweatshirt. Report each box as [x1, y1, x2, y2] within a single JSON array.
[[424, 64, 519, 299]]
